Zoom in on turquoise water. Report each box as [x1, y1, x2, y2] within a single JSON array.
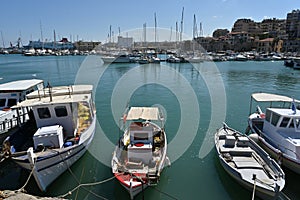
[[0, 54, 300, 200]]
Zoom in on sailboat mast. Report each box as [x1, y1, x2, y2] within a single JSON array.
[[170, 26, 172, 42], [154, 12, 157, 46], [1, 31, 5, 49], [180, 7, 184, 42], [40, 20, 44, 49], [53, 30, 56, 50], [175, 21, 178, 43]]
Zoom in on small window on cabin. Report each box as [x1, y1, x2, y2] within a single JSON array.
[[7, 99, 17, 107], [265, 109, 271, 122], [280, 117, 290, 127], [271, 112, 280, 126], [37, 107, 51, 119], [0, 99, 6, 107], [55, 106, 68, 117]]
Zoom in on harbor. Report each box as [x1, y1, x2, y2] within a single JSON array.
[[0, 54, 299, 199], [1, 1, 300, 199]]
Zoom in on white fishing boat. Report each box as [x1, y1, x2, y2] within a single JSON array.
[[235, 54, 248, 61], [215, 123, 285, 200], [185, 56, 203, 63], [247, 92, 300, 175], [0, 79, 44, 136], [2, 83, 96, 191], [101, 54, 132, 63], [111, 107, 170, 199], [293, 56, 300, 66]]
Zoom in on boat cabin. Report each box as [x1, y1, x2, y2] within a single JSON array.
[[264, 108, 300, 133], [12, 85, 94, 150], [127, 122, 154, 164], [0, 79, 44, 110]]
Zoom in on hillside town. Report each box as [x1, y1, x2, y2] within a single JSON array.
[[194, 9, 299, 53], [0, 9, 299, 56]]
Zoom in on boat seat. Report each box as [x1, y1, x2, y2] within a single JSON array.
[[236, 136, 249, 147], [229, 147, 253, 157], [224, 135, 235, 148], [126, 159, 144, 169], [232, 156, 263, 169]]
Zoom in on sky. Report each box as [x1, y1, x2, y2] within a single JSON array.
[[0, 0, 298, 47]]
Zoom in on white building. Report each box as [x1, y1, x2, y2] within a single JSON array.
[[117, 36, 133, 48]]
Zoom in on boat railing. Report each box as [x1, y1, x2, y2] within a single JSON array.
[[0, 112, 29, 133], [255, 125, 300, 160]]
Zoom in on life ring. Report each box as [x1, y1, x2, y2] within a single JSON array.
[[259, 113, 265, 119]]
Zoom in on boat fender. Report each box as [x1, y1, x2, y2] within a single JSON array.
[[249, 133, 259, 143], [27, 147, 35, 166]]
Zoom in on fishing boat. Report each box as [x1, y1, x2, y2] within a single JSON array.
[[101, 54, 132, 63], [284, 59, 294, 68], [293, 57, 300, 66], [111, 107, 170, 199], [235, 54, 248, 61], [0, 79, 44, 138], [247, 92, 300, 174], [2, 83, 96, 191], [215, 123, 285, 199]]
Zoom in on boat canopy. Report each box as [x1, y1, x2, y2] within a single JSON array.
[[12, 85, 93, 108], [126, 107, 159, 120], [252, 93, 300, 103], [0, 79, 43, 91]]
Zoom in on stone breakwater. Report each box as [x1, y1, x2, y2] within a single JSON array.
[[0, 190, 65, 200]]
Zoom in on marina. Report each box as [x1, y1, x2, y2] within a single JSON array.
[[0, 54, 300, 199]]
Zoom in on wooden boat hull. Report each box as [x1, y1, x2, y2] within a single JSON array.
[[249, 117, 300, 174], [219, 156, 279, 200], [258, 135, 300, 174], [111, 109, 169, 199], [114, 172, 148, 199], [215, 125, 285, 200], [11, 116, 96, 191]]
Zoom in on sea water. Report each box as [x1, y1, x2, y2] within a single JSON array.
[[0, 54, 299, 200]]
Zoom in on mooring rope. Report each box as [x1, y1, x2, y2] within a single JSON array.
[[54, 149, 116, 199], [149, 186, 178, 200], [17, 158, 36, 192], [251, 175, 256, 200], [57, 174, 115, 199]]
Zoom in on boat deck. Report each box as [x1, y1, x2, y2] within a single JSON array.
[[217, 132, 277, 190]]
